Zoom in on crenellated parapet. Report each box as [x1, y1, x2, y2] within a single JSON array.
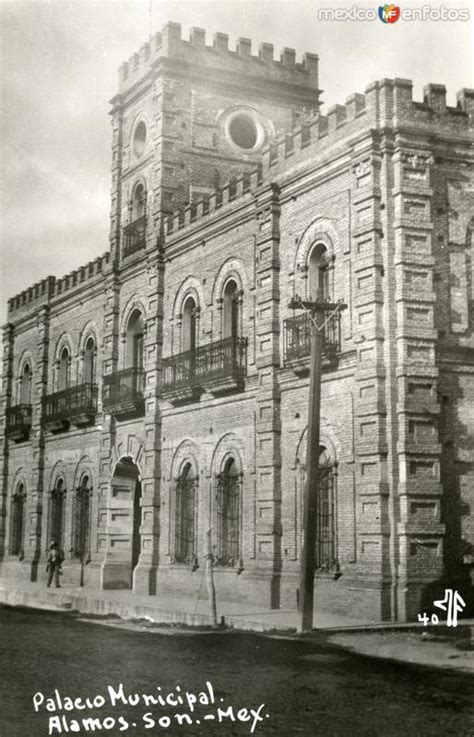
[[164, 78, 474, 239], [7, 253, 110, 320], [117, 22, 320, 95]]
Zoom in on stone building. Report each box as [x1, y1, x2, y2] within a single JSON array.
[[1, 23, 473, 621]]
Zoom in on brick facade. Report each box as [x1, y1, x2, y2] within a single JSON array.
[[1, 23, 473, 621]]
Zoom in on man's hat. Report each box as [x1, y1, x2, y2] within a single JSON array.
[[49, 542, 57, 549]]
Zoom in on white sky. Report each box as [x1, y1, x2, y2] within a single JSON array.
[[1, 0, 473, 329]]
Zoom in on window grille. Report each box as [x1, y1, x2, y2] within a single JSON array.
[[10, 484, 25, 557], [215, 459, 241, 567], [315, 449, 338, 571], [300, 447, 338, 572], [173, 465, 196, 565], [73, 477, 91, 561], [50, 479, 65, 551]]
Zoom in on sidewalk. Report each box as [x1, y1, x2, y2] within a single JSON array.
[[0, 577, 373, 630], [1, 578, 473, 674]]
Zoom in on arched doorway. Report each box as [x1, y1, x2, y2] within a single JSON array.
[[102, 457, 142, 590]]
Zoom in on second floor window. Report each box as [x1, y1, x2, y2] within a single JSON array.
[[132, 182, 145, 221], [308, 244, 330, 301], [126, 310, 144, 370], [58, 347, 70, 391], [182, 296, 197, 353], [83, 338, 95, 384], [223, 280, 239, 339], [20, 363, 32, 404]]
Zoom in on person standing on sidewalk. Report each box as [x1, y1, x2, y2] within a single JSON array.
[[46, 542, 63, 588]]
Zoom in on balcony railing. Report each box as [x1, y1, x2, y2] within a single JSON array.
[[162, 337, 247, 400], [102, 367, 145, 418], [6, 404, 32, 441], [283, 310, 342, 366], [42, 384, 98, 429], [122, 215, 146, 257]]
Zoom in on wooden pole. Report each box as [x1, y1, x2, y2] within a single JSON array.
[[206, 528, 218, 627], [298, 303, 324, 634]]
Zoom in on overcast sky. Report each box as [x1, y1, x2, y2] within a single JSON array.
[[1, 0, 473, 329]]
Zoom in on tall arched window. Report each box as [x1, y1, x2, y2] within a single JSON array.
[[126, 310, 144, 370], [132, 182, 145, 221], [174, 463, 196, 565], [300, 445, 338, 572], [215, 458, 241, 567], [222, 280, 239, 340], [10, 483, 26, 557], [20, 363, 32, 405], [83, 338, 95, 385], [73, 475, 91, 561], [50, 478, 65, 551], [308, 244, 330, 301], [58, 347, 70, 391], [182, 296, 197, 353]]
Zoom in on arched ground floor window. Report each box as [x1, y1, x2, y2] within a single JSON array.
[[73, 475, 91, 561], [49, 478, 66, 552], [173, 463, 196, 565], [215, 458, 241, 567], [10, 483, 26, 557]]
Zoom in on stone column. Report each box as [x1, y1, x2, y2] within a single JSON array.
[[0, 323, 14, 567], [253, 183, 283, 608], [133, 248, 165, 594]]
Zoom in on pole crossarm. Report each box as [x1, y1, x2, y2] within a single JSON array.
[[288, 296, 347, 332]]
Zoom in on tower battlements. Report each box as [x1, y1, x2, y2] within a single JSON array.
[[118, 22, 320, 95]]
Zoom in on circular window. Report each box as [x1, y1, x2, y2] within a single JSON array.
[[133, 121, 147, 157], [228, 114, 258, 150]]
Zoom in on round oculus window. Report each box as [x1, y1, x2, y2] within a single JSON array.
[[133, 120, 147, 157], [228, 114, 258, 150]]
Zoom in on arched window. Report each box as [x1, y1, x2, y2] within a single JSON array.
[[20, 363, 32, 405], [222, 280, 239, 340], [215, 458, 241, 567], [83, 338, 95, 385], [126, 310, 144, 370], [174, 463, 196, 565], [308, 244, 330, 301], [50, 478, 65, 551], [58, 347, 70, 391], [315, 446, 338, 571], [182, 296, 197, 353], [132, 182, 145, 221], [73, 475, 91, 561], [10, 483, 26, 557], [300, 445, 338, 572]]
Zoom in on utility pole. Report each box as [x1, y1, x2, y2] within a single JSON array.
[[206, 528, 218, 626], [289, 293, 346, 634]]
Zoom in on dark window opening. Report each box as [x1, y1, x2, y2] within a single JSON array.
[[10, 483, 25, 557], [215, 458, 240, 566], [228, 115, 257, 150], [174, 463, 196, 565]]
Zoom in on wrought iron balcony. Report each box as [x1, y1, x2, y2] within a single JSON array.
[[42, 384, 98, 431], [122, 215, 146, 257], [6, 404, 32, 441], [102, 367, 145, 418], [162, 336, 248, 402], [283, 310, 342, 370]]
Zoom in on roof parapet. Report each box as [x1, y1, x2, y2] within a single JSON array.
[[164, 78, 473, 240], [117, 22, 320, 93], [8, 254, 110, 317]]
